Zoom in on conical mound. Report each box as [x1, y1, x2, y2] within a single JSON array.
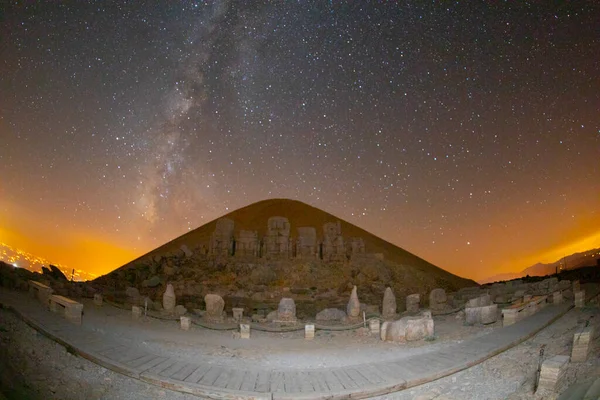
[[95, 199, 476, 315]]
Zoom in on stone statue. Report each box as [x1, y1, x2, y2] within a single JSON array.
[[204, 294, 225, 322], [347, 286, 361, 318], [382, 287, 396, 319], [163, 283, 176, 312]]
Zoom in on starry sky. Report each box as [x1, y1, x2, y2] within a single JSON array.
[[1, 1, 599, 281]]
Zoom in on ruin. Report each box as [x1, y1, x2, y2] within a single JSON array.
[[264, 216, 291, 259], [296, 227, 317, 258], [322, 221, 345, 261], [209, 218, 235, 256], [235, 230, 259, 257], [204, 216, 370, 263]]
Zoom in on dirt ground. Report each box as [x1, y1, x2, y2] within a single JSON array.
[[0, 292, 598, 400]]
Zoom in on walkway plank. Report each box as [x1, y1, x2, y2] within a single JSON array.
[[198, 366, 224, 386], [283, 371, 300, 393], [298, 371, 315, 392], [99, 345, 129, 359], [255, 370, 271, 392], [239, 370, 258, 391], [170, 363, 199, 381], [322, 370, 344, 391], [225, 369, 246, 391], [332, 368, 358, 389], [212, 367, 233, 388], [145, 358, 177, 376], [359, 364, 387, 384], [346, 367, 371, 386], [270, 371, 285, 392], [183, 364, 212, 383], [160, 361, 188, 377], [127, 355, 166, 370], [307, 371, 329, 392]]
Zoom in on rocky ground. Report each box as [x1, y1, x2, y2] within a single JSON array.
[[0, 290, 598, 400]]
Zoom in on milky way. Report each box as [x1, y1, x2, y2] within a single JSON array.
[[1, 1, 599, 279]]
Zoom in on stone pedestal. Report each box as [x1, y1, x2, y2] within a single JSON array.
[[240, 324, 250, 339], [537, 355, 569, 393], [573, 280, 580, 292], [132, 305, 142, 320], [180, 316, 191, 331], [93, 293, 103, 306], [574, 290, 585, 308], [305, 324, 315, 340], [232, 307, 244, 322], [369, 319, 380, 335], [571, 327, 593, 362]]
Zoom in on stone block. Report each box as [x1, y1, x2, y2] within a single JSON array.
[[466, 294, 492, 308], [537, 355, 569, 393], [49, 295, 83, 324], [574, 290, 585, 308], [571, 327, 593, 362], [553, 291, 562, 304], [232, 307, 244, 322], [240, 324, 250, 339], [180, 316, 191, 330], [369, 319, 380, 335], [132, 305, 142, 320], [480, 304, 498, 324], [572, 280, 580, 292], [305, 324, 315, 340], [502, 308, 519, 327], [93, 293, 103, 306], [465, 307, 481, 325]]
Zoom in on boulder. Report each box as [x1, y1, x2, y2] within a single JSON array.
[[382, 287, 397, 319], [266, 310, 278, 322], [126, 287, 140, 302], [204, 294, 225, 322], [316, 308, 346, 321], [143, 276, 161, 288], [429, 288, 447, 311], [175, 305, 187, 316], [347, 286, 361, 318], [383, 313, 434, 342]]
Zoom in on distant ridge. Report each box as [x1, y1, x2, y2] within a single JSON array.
[[479, 247, 600, 284]]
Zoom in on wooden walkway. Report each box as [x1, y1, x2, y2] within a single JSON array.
[[0, 289, 581, 400]]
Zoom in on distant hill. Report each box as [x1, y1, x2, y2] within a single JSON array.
[[95, 199, 476, 315], [479, 248, 600, 284]]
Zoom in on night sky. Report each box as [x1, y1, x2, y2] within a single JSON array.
[[1, 1, 599, 281]]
